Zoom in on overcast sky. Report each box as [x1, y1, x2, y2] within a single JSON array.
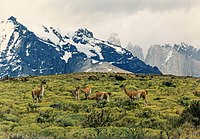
[[1, 0, 200, 55]]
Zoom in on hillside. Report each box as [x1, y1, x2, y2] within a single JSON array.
[[0, 72, 199, 138]]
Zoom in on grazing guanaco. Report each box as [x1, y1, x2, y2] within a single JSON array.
[[32, 80, 46, 103], [80, 86, 92, 99], [120, 84, 148, 106], [94, 91, 111, 102], [70, 87, 80, 101]]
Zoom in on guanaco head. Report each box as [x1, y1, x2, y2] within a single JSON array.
[[41, 80, 46, 85], [76, 86, 80, 91]]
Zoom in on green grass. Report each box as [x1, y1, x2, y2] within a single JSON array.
[[0, 72, 199, 138]]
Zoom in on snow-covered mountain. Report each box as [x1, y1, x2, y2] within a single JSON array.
[[145, 43, 200, 77], [0, 16, 161, 78], [126, 43, 144, 61]]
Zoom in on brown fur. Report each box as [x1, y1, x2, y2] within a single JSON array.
[[32, 81, 46, 103], [80, 86, 92, 99], [70, 87, 80, 101], [95, 92, 111, 102], [120, 84, 148, 106], [87, 95, 97, 100]]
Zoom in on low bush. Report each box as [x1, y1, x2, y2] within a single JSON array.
[[162, 81, 176, 87], [180, 100, 200, 127], [177, 96, 190, 106]]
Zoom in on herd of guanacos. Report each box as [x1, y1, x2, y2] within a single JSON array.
[[31, 80, 148, 106], [30, 78, 200, 106]]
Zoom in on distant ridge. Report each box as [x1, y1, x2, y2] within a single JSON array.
[[145, 43, 200, 77]]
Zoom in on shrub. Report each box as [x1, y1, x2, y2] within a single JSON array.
[[40, 126, 65, 137], [115, 116, 139, 127], [36, 110, 55, 123], [143, 117, 167, 130], [162, 81, 176, 87], [177, 96, 190, 106], [3, 114, 20, 122], [136, 108, 158, 119], [26, 103, 40, 112], [13, 123, 41, 135], [111, 98, 140, 110], [83, 108, 115, 128], [115, 75, 126, 81], [56, 117, 75, 127], [50, 102, 90, 113], [180, 100, 200, 127]]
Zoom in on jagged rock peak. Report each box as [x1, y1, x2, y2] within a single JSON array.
[[8, 16, 17, 21], [75, 28, 93, 38], [145, 43, 200, 77], [107, 33, 121, 47], [7, 16, 18, 25], [126, 43, 144, 61], [174, 42, 197, 53]]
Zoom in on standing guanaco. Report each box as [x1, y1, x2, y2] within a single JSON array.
[[70, 87, 80, 101], [120, 84, 148, 106], [32, 80, 46, 103]]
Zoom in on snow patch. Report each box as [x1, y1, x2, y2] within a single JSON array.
[[165, 50, 173, 62], [61, 52, 71, 63], [12, 66, 20, 71], [92, 59, 99, 64], [0, 20, 16, 52], [26, 43, 31, 56], [67, 38, 104, 60], [85, 68, 92, 72]]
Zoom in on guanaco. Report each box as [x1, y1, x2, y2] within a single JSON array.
[[120, 84, 148, 106], [70, 87, 80, 101], [32, 80, 46, 103], [80, 86, 92, 99], [93, 91, 112, 102]]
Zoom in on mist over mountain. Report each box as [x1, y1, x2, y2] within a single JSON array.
[[126, 43, 144, 61], [0, 16, 161, 78], [107, 33, 121, 47]]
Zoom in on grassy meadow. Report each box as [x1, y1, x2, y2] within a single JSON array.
[[0, 72, 199, 138]]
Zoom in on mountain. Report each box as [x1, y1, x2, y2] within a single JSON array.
[[0, 16, 161, 78], [107, 33, 121, 47], [126, 43, 144, 61], [145, 43, 200, 77]]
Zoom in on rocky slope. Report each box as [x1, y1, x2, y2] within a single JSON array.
[[145, 43, 200, 77]]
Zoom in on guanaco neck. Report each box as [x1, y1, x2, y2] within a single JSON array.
[[123, 86, 129, 96], [81, 87, 91, 93], [40, 83, 44, 96]]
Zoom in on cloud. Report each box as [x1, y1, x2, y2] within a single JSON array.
[[55, 0, 200, 14], [0, 0, 200, 56]]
